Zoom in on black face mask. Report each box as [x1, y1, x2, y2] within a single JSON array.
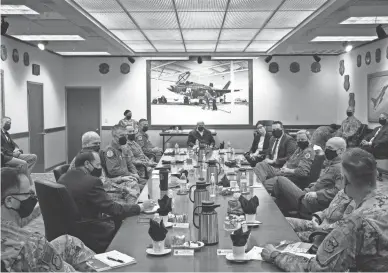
[[88, 145, 100, 152], [127, 134, 136, 141], [325, 149, 338, 161], [272, 130, 282, 138], [3, 124, 11, 131], [10, 196, 38, 218], [198, 127, 204, 132], [118, 136, 127, 145], [379, 118, 387, 126], [297, 141, 309, 150], [126, 115, 132, 120], [346, 111, 353, 117], [90, 166, 102, 178], [142, 126, 149, 132]]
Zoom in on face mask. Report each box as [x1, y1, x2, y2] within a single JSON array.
[[142, 126, 149, 132], [346, 111, 353, 117], [126, 115, 132, 120], [297, 141, 309, 150], [198, 127, 204, 132], [127, 134, 136, 141], [10, 196, 38, 218], [325, 148, 338, 160], [379, 118, 387, 126], [272, 130, 282, 138], [88, 145, 100, 152], [118, 136, 127, 145], [90, 166, 102, 178], [3, 124, 10, 131]]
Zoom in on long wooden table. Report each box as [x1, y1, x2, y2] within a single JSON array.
[[107, 149, 299, 272]]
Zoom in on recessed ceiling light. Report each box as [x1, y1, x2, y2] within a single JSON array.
[[12, 35, 84, 41], [1, 5, 39, 15], [341, 17, 388, 24], [56, 52, 111, 56], [311, 36, 377, 42]]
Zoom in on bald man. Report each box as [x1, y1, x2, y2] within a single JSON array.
[[187, 121, 215, 148], [272, 137, 346, 215], [361, 112, 388, 158], [335, 107, 362, 147]]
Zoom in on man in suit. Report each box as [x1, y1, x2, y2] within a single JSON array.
[[244, 123, 271, 167], [187, 121, 215, 148], [1, 117, 37, 174], [360, 112, 388, 158], [58, 151, 155, 253]]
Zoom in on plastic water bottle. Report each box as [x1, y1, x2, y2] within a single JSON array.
[[168, 189, 175, 213], [210, 173, 216, 198], [240, 172, 248, 193], [175, 143, 179, 154]]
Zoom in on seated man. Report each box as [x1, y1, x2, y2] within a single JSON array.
[[187, 121, 215, 148], [335, 107, 362, 147], [69, 131, 140, 205], [262, 148, 388, 272], [272, 137, 346, 215], [103, 125, 146, 188], [118, 109, 139, 132], [255, 129, 312, 191], [286, 189, 355, 242], [360, 112, 388, 158], [1, 167, 95, 271], [310, 124, 339, 150], [136, 118, 163, 156], [1, 117, 37, 174], [58, 151, 155, 253], [244, 123, 271, 167]]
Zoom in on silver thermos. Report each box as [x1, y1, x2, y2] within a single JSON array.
[[206, 159, 222, 183], [189, 180, 210, 214], [193, 201, 220, 245]]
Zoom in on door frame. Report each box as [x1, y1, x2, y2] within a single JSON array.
[[65, 86, 102, 162], [27, 81, 45, 170]]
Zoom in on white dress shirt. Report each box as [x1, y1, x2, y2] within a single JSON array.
[[370, 127, 381, 144], [272, 133, 284, 161], [254, 136, 265, 156]]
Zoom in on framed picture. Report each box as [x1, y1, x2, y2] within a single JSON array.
[[147, 59, 253, 128], [368, 70, 388, 122]]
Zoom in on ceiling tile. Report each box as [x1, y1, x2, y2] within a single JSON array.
[[74, 0, 123, 13], [131, 12, 178, 29], [143, 29, 182, 40], [124, 41, 155, 52], [111, 30, 146, 41], [175, 0, 228, 11], [245, 41, 276, 51], [153, 41, 185, 52], [265, 11, 314, 28], [255, 28, 292, 40], [229, 0, 283, 11], [185, 41, 217, 51], [182, 29, 219, 40], [90, 12, 137, 29], [178, 12, 224, 28], [219, 29, 258, 40], [120, 0, 174, 11], [224, 12, 272, 28], [216, 41, 249, 51], [280, 0, 328, 11]]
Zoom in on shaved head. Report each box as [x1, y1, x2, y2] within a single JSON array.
[[197, 121, 205, 126], [81, 131, 101, 148], [347, 106, 354, 113], [326, 137, 347, 151], [126, 125, 135, 134]]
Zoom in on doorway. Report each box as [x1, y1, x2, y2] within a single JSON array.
[[66, 87, 101, 162], [27, 81, 45, 172]]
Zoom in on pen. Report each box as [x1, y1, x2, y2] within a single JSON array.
[[107, 257, 124, 263]]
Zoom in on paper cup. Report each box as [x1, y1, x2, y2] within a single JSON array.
[[161, 215, 169, 224], [232, 245, 246, 260], [230, 181, 238, 188], [152, 239, 165, 253], [245, 214, 256, 223]]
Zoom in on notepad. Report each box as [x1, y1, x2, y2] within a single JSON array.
[[87, 250, 136, 271]]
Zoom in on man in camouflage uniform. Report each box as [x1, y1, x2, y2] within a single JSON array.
[[335, 107, 362, 147], [286, 189, 355, 242], [136, 119, 163, 156], [272, 137, 346, 215], [1, 167, 95, 272], [68, 131, 139, 204], [258, 130, 315, 193], [310, 124, 339, 149], [118, 110, 139, 133], [262, 148, 388, 272]]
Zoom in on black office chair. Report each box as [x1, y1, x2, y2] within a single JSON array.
[[53, 164, 70, 181], [309, 230, 330, 254]]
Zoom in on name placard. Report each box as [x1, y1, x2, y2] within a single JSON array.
[[173, 223, 190, 229], [174, 249, 194, 256], [217, 249, 233, 256]]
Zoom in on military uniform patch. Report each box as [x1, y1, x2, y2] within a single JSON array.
[[106, 150, 114, 158], [323, 237, 338, 253], [345, 205, 354, 214], [137, 136, 142, 140], [305, 153, 311, 159], [51, 254, 62, 270]]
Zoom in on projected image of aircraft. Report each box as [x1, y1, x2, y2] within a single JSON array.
[[371, 85, 387, 110]]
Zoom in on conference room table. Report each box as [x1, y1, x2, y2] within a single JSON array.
[[107, 148, 300, 272], [159, 129, 217, 151]]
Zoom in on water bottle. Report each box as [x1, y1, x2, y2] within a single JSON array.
[[210, 173, 216, 198], [202, 154, 207, 169], [232, 148, 235, 159], [153, 213, 161, 224], [227, 141, 232, 161], [168, 189, 175, 213], [175, 143, 179, 154], [240, 172, 248, 193]]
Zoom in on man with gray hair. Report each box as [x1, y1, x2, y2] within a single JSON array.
[[361, 112, 388, 158], [262, 148, 388, 272], [187, 121, 215, 148]]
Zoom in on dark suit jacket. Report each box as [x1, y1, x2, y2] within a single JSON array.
[[249, 133, 271, 154], [364, 124, 388, 148], [187, 128, 215, 147], [266, 133, 297, 167], [58, 169, 141, 253], [1, 130, 18, 162]]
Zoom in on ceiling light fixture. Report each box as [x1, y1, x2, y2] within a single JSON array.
[[312, 36, 377, 42], [265, 55, 272, 63], [197, 56, 203, 64], [127, 57, 135, 64], [11, 35, 84, 41], [1, 16, 9, 35], [37, 41, 48, 51], [341, 17, 388, 25], [0, 5, 39, 15], [343, 42, 353, 52], [56, 52, 111, 56], [313, 54, 321, 62], [376, 24, 388, 40]]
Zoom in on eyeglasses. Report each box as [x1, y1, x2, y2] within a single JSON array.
[[1, 191, 37, 204]]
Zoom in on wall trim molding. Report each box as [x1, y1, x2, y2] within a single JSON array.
[[44, 126, 66, 134], [101, 124, 327, 130], [11, 132, 29, 139], [45, 161, 67, 172]]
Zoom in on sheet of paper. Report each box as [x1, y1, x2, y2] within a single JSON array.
[[94, 250, 135, 267], [174, 249, 194, 256], [173, 223, 189, 229], [217, 249, 233, 255], [247, 246, 264, 260]]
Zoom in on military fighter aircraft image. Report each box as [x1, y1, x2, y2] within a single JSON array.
[[371, 85, 387, 110]]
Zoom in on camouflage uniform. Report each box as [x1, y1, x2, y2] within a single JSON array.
[[1, 219, 95, 272], [310, 126, 336, 149], [136, 130, 161, 155], [126, 140, 153, 178], [286, 190, 355, 242], [272, 190, 388, 272], [118, 118, 139, 132], [335, 116, 362, 147], [260, 145, 315, 192]]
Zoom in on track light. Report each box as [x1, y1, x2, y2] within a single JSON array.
[[197, 56, 203, 64], [127, 56, 135, 63], [37, 41, 48, 50], [376, 24, 388, 39], [264, 55, 272, 63], [313, 54, 321, 62], [1, 16, 9, 35], [342, 42, 353, 52]]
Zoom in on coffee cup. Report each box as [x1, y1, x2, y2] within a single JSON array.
[[152, 239, 165, 253]]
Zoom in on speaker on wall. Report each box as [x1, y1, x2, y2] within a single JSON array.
[[32, 64, 40, 76]]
